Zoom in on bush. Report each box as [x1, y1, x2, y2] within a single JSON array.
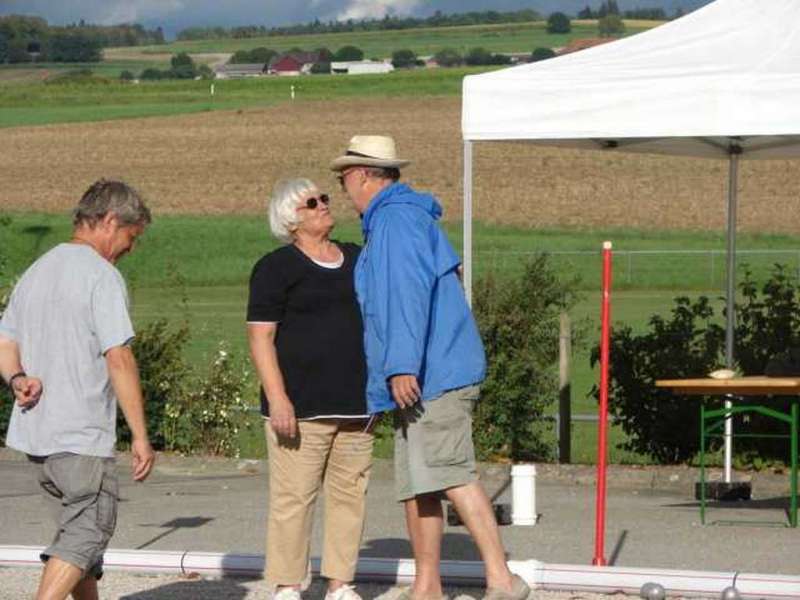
[[119, 69, 135, 81], [140, 67, 163, 80], [333, 45, 363, 61], [0, 214, 14, 443], [465, 47, 511, 66], [120, 319, 192, 449], [598, 14, 626, 36], [310, 61, 331, 74], [547, 12, 572, 34], [391, 49, 418, 69], [472, 255, 582, 461], [433, 48, 462, 67], [163, 346, 251, 457], [594, 265, 800, 464], [531, 47, 556, 62]]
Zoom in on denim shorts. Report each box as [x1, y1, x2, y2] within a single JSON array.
[[393, 385, 479, 502], [29, 453, 118, 579]]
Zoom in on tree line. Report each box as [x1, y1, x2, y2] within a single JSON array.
[[178, 9, 544, 40], [0, 14, 164, 64], [177, 3, 683, 42]]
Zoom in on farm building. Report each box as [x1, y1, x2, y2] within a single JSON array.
[[214, 63, 267, 79], [268, 52, 321, 76], [331, 61, 394, 75]]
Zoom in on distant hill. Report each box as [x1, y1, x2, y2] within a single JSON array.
[[419, 0, 711, 16]]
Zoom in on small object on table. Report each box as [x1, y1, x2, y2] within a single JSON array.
[[708, 368, 737, 379]]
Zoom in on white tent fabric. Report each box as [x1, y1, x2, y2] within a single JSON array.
[[462, 0, 800, 159], [460, 0, 800, 482]]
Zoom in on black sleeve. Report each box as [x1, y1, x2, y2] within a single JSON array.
[[247, 253, 289, 322]]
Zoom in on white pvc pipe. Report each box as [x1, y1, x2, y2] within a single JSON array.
[[511, 463, 538, 526], [2, 546, 800, 598]]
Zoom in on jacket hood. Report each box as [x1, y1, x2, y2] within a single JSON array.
[[361, 183, 442, 237]]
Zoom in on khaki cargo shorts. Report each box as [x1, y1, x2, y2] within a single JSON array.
[[393, 385, 480, 502], [29, 453, 119, 579]]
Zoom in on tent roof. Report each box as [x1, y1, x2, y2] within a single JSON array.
[[461, 0, 800, 159]]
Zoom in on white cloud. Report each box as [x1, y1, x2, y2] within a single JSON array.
[[94, 0, 186, 25], [336, 0, 422, 21]]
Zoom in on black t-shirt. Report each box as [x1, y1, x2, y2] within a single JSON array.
[[246, 242, 367, 419]]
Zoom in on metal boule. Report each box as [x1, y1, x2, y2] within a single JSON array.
[[640, 582, 666, 600], [720, 586, 741, 600]]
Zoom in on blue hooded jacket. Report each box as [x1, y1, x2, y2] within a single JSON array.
[[355, 182, 486, 414]]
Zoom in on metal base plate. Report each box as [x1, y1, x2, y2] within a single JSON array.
[[695, 481, 752, 501]]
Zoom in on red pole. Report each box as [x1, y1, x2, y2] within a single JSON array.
[[593, 241, 613, 567]]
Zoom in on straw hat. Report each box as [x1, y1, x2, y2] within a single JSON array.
[[330, 135, 411, 172]]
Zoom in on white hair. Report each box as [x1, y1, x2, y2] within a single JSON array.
[[268, 178, 316, 243]]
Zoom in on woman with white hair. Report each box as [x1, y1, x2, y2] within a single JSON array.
[[247, 178, 373, 600]]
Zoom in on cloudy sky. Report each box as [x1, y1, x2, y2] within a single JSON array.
[[0, 0, 708, 37]]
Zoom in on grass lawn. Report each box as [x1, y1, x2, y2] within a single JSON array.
[[117, 21, 658, 59], [3, 212, 796, 462], [0, 66, 484, 128]]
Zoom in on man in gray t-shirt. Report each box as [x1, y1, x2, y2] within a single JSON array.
[[0, 179, 155, 600]]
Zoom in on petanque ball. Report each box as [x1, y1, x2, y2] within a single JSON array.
[[720, 587, 741, 600], [640, 582, 666, 600]]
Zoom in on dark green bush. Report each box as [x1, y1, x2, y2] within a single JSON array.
[[531, 47, 556, 62], [0, 214, 12, 444], [119, 319, 191, 449], [594, 265, 800, 464], [391, 49, 418, 68], [433, 48, 463, 67], [472, 255, 582, 461], [547, 12, 572, 34]]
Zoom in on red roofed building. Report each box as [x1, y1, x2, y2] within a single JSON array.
[[557, 38, 615, 56], [268, 52, 321, 76]]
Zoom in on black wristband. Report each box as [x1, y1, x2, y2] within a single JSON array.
[[7, 371, 26, 388]]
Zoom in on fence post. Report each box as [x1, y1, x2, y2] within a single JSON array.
[[559, 311, 572, 463]]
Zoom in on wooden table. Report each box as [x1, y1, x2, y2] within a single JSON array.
[[656, 377, 799, 527]]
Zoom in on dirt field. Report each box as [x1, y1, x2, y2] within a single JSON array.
[[2, 97, 799, 233]]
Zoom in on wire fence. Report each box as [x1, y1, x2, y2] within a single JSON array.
[[471, 248, 800, 289]]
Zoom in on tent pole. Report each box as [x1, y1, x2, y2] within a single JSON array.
[[724, 150, 740, 484], [463, 140, 474, 305]]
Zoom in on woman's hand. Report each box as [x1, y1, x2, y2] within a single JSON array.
[[269, 396, 298, 439]]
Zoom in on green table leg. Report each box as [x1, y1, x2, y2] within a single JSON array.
[[791, 400, 798, 528], [700, 402, 706, 525]]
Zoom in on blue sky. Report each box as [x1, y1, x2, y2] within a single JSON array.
[[0, 0, 709, 37]]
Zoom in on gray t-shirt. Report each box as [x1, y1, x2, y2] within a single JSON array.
[[0, 243, 135, 457]]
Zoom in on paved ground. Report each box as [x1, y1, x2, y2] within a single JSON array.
[[1, 450, 798, 598]]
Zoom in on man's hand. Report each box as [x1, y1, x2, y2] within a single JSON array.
[[131, 437, 155, 482], [390, 374, 421, 408], [269, 397, 297, 439], [12, 376, 42, 410]]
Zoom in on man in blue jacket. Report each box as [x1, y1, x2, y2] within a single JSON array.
[[332, 136, 530, 600]]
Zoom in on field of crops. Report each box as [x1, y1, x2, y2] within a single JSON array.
[[2, 96, 800, 234], [108, 20, 658, 60]]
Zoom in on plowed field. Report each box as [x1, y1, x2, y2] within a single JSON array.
[[2, 97, 799, 233]]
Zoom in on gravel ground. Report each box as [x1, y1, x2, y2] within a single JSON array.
[[0, 569, 626, 600]]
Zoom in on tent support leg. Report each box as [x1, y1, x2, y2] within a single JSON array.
[[463, 140, 474, 305], [724, 151, 740, 484]]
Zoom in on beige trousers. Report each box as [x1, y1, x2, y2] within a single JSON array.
[[265, 419, 374, 586]]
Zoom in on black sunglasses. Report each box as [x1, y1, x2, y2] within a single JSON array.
[[302, 194, 330, 209]]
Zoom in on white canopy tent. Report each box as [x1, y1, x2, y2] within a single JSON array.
[[461, 0, 800, 483]]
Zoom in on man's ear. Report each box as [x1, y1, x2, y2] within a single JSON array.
[[100, 212, 119, 230]]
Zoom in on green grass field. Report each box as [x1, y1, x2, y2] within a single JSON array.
[[3, 212, 796, 462], [0, 60, 171, 83], [0, 66, 485, 128], [122, 21, 657, 58]]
